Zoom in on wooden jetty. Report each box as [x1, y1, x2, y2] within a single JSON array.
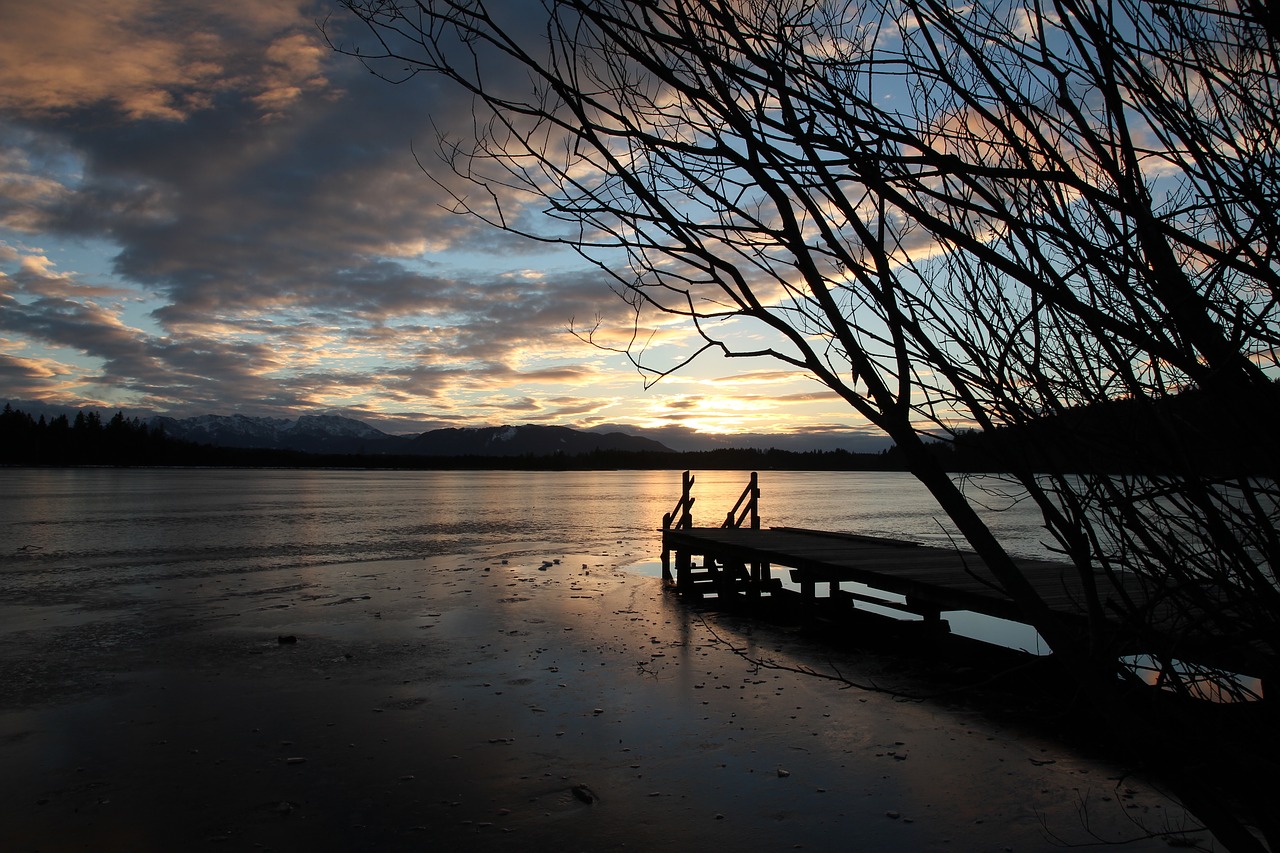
[[660, 470, 1075, 627], [659, 472, 1268, 682]]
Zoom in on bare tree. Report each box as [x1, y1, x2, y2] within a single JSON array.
[[329, 1, 1279, 847]]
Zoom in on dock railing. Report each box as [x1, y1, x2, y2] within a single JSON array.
[[664, 470, 695, 532], [723, 471, 759, 530], [661, 471, 695, 584], [662, 471, 764, 589]]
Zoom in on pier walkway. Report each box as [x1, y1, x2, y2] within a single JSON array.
[[659, 472, 1265, 681], [663, 523, 1078, 627], [659, 471, 1081, 631]]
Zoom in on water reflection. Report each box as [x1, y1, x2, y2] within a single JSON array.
[[1122, 654, 1264, 702], [0, 467, 1066, 659], [1, 468, 1059, 567]]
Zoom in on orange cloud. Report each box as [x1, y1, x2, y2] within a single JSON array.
[[0, 0, 327, 121]]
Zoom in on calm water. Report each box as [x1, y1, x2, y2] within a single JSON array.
[[0, 467, 1196, 852], [0, 468, 1056, 566], [0, 468, 1054, 648]]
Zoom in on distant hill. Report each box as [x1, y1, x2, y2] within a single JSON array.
[[148, 413, 672, 457], [1, 399, 894, 455], [931, 379, 1280, 476], [0, 403, 898, 470], [406, 425, 671, 457], [150, 413, 403, 455]]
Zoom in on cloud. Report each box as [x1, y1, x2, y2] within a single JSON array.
[[0, 0, 329, 122], [0, 1, 608, 408], [0, 2, 880, 444], [0, 348, 77, 399]]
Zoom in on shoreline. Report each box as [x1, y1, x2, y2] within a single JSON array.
[[1, 545, 1211, 851]]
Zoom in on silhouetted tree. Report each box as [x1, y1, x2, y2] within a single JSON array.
[[332, 2, 1279, 845]]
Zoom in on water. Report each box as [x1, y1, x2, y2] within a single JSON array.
[[1, 468, 1054, 651], [0, 467, 1061, 568], [2, 467, 1205, 852]]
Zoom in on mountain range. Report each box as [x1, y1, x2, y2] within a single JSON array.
[[149, 413, 673, 457], [3, 399, 895, 455]]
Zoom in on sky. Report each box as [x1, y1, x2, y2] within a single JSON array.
[[0, 0, 890, 451]]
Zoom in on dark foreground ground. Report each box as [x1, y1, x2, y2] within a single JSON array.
[[0, 542, 1214, 851]]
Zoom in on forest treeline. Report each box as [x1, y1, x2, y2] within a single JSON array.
[[0, 407, 208, 467], [1, 392, 1270, 473]]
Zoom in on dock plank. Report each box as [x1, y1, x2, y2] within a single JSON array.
[[662, 526, 1250, 661], [663, 526, 1103, 626], [659, 478, 1269, 679]]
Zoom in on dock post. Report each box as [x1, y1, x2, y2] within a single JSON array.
[[679, 471, 694, 529], [907, 597, 950, 638], [661, 512, 673, 585], [747, 472, 764, 589], [662, 472, 696, 588], [676, 549, 693, 594]]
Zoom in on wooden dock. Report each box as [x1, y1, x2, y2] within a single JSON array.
[[662, 523, 1079, 627], [659, 472, 1266, 680], [659, 471, 1074, 626]]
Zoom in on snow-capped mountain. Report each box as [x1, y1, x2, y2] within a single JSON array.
[[148, 414, 672, 457], [406, 425, 671, 457], [151, 413, 401, 454]]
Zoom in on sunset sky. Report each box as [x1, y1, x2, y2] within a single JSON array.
[[0, 1, 889, 450]]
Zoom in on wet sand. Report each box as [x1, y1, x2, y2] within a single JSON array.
[[1, 543, 1211, 851]]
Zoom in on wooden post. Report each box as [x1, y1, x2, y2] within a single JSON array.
[[680, 471, 694, 529], [662, 471, 696, 587], [751, 561, 773, 593], [676, 550, 693, 594], [661, 511, 673, 585], [907, 596, 949, 637], [747, 472, 762, 586]]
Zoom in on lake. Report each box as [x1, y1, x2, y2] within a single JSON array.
[[1, 467, 1196, 851], [1, 467, 1053, 650]]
